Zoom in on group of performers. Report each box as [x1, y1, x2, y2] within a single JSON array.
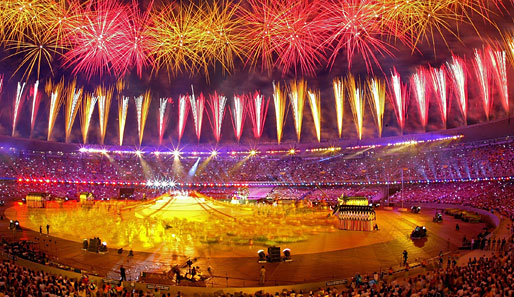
[[331, 195, 377, 232]]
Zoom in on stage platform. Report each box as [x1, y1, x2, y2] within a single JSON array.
[[1, 199, 488, 287]]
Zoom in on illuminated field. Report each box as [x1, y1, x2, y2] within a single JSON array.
[[7, 192, 340, 253]]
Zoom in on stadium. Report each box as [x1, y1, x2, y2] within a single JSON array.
[[0, 0, 513, 296]]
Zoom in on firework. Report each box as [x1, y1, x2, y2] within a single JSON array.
[[230, 95, 247, 141], [289, 79, 307, 142], [97, 86, 113, 144], [64, 81, 83, 143], [333, 77, 345, 138], [199, 0, 245, 74], [148, 2, 206, 75], [158, 98, 171, 145], [0, 0, 53, 43], [488, 48, 508, 115], [389, 67, 407, 133], [411, 68, 429, 130], [273, 82, 287, 144], [189, 87, 206, 141], [248, 91, 270, 140], [473, 49, 493, 120], [79, 93, 98, 143], [5, 29, 65, 81], [238, 0, 327, 75], [134, 90, 151, 146], [45, 78, 65, 141], [177, 95, 190, 142], [324, 0, 395, 72], [62, 0, 137, 78], [430, 66, 449, 127], [30, 80, 42, 135], [346, 75, 364, 140], [207, 92, 228, 143], [307, 90, 321, 142], [447, 56, 467, 124], [118, 96, 130, 145], [12, 81, 27, 137], [0, 74, 3, 96], [367, 77, 386, 137]]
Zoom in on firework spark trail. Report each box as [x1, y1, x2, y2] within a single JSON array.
[[207, 92, 228, 143], [430, 66, 448, 127], [64, 81, 83, 143], [134, 90, 151, 146], [346, 75, 364, 140], [307, 90, 321, 142], [411, 68, 429, 130], [367, 77, 386, 137], [273, 82, 287, 144], [45, 79, 64, 141], [118, 96, 129, 145], [97, 86, 113, 144], [189, 86, 205, 142], [248, 91, 270, 140], [474, 49, 493, 120], [447, 56, 467, 124], [389, 67, 407, 133], [80, 93, 98, 143], [12, 81, 27, 137], [177, 95, 190, 142], [488, 48, 509, 115], [30, 80, 42, 135], [158, 98, 171, 145], [289, 79, 307, 142], [333, 78, 345, 138], [230, 95, 247, 141], [0, 74, 3, 96]]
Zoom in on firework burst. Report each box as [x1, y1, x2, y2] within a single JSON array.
[[289, 79, 307, 142], [307, 90, 321, 142], [238, 0, 327, 75], [367, 77, 386, 137], [248, 91, 270, 140], [207, 92, 228, 143], [324, 0, 395, 72]]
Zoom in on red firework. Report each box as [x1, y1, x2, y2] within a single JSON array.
[[247, 91, 270, 139], [63, 0, 150, 78], [177, 95, 190, 142], [207, 92, 228, 143], [238, 0, 328, 76], [323, 0, 397, 72], [229, 95, 248, 142]]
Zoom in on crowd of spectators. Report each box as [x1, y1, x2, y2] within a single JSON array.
[[0, 137, 513, 188], [0, 234, 512, 296]]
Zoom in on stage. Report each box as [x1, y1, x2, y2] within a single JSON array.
[[2, 195, 488, 287]]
